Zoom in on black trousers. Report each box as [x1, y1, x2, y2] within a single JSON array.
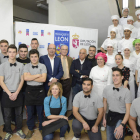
[[4, 106, 23, 134], [60, 78, 71, 107]]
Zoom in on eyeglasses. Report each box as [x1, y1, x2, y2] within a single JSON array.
[[48, 48, 56, 50], [61, 49, 68, 51]]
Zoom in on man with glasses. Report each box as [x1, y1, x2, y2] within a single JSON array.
[[58, 45, 73, 107], [120, 8, 131, 26], [86, 45, 97, 68], [68, 48, 92, 120], [39, 44, 63, 95]]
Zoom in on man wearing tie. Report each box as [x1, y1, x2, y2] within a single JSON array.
[[39, 44, 63, 95], [58, 45, 73, 107]]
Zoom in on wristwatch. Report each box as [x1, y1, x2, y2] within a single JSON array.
[[120, 123, 125, 127]]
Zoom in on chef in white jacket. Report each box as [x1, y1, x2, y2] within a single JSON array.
[[107, 15, 123, 40], [123, 46, 136, 101], [134, 10, 140, 28], [120, 7, 131, 26], [89, 52, 112, 99]]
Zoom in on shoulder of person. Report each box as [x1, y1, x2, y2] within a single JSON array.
[[61, 96, 67, 102], [44, 96, 51, 102], [57, 55, 61, 58], [40, 55, 48, 60], [104, 84, 113, 91], [39, 63, 46, 67], [132, 97, 140, 105]]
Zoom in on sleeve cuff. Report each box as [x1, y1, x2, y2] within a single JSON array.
[[49, 77, 53, 82]]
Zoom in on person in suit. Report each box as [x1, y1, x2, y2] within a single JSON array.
[[58, 45, 73, 107], [68, 48, 92, 120], [39, 44, 63, 95]]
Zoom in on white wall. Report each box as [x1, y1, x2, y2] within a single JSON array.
[[13, 5, 48, 23], [48, 0, 118, 48], [0, 0, 13, 44]]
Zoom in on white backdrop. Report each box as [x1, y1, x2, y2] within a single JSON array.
[[15, 22, 98, 59]]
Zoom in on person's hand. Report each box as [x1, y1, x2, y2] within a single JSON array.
[[9, 93, 13, 100], [42, 121, 52, 126], [92, 125, 98, 133], [11, 92, 18, 101], [81, 75, 88, 78], [59, 115, 68, 121], [132, 132, 140, 140], [48, 82, 52, 86], [51, 78, 58, 83], [75, 70, 79, 73], [82, 122, 90, 131], [103, 118, 106, 127], [137, 82, 139, 87], [36, 74, 42, 78], [123, 85, 127, 88], [114, 125, 123, 139]]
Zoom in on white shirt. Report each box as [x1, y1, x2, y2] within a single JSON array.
[[131, 25, 138, 39], [132, 51, 140, 61], [119, 15, 131, 26], [106, 53, 117, 68], [123, 56, 136, 76], [134, 21, 140, 28], [107, 24, 123, 40], [89, 65, 112, 85], [118, 37, 135, 53], [136, 57, 140, 71], [101, 38, 118, 54], [48, 55, 55, 81], [79, 59, 85, 65]]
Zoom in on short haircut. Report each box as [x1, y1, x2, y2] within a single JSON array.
[[29, 49, 39, 57], [89, 45, 96, 50], [115, 54, 123, 59], [0, 39, 9, 45], [83, 78, 93, 85], [31, 38, 39, 43], [112, 67, 123, 76], [18, 44, 28, 51], [7, 44, 17, 52]]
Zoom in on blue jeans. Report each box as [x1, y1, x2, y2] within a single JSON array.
[[72, 83, 82, 101], [26, 105, 44, 130], [107, 120, 126, 140], [43, 124, 68, 140]]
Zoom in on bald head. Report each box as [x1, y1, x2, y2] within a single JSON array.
[[60, 45, 68, 56], [79, 48, 87, 60]]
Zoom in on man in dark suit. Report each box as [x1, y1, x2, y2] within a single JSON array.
[[39, 44, 63, 94], [69, 48, 92, 120], [58, 45, 73, 107]]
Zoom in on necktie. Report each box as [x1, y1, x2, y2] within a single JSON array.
[[113, 87, 119, 92], [4, 56, 9, 58], [62, 57, 68, 78], [10, 63, 17, 67], [84, 95, 90, 98], [32, 65, 38, 69]]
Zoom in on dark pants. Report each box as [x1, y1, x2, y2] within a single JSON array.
[[72, 119, 102, 140], [106, 120, 126, 140], [26, 105, 44, 130], [43, 124, 68, 140], [4, 106, 23, 134], [72, 83, 82, 101], [60, 78, 71, 107]]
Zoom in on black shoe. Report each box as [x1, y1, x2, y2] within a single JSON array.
[[68, 113, 74, 120]]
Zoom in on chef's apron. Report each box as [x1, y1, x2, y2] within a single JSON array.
[[25, 85, 45, 106], [42, 96, 70, 137]]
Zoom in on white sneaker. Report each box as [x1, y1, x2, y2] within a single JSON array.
[[101, 126, 105, 131], [60, 137, 65, 140], [71, 136, 80, 140]]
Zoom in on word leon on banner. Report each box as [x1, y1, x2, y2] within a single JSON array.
[[55, 36, 69, 42]]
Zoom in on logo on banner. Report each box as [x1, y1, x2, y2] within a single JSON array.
[[26, 29, 29, 36], [18, 30, 22, 34], [54, 30, 70, 56], [72, 33, 79, 49], [33, 32, 38, 35], [39, 45, 45, 48], [41, 30, 44, 36], [47, 32, 51, 35]]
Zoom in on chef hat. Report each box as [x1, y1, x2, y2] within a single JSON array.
[[122, 45, 133, 52], [127, 16, 134, 21], [110, 28, 118, 34], [133, 39, 140, 46], [123, 24, 132, 31], [106, 41, 115, 48], [135, 10, 140, 16], [122, 7, 129, 13], [111, 15, 120, 20], [95, 52, 107, 63]]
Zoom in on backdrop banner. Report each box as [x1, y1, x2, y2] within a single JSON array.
[[15, 22, 98, 59]]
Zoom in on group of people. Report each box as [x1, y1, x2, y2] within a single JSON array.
[[1, 7, 140, 140]]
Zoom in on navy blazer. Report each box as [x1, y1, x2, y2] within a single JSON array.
[[70, 59, 92, 87], [39, 55, 64, 90]]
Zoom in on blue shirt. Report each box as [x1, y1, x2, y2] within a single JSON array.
[[44, 96, 67, 117]]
